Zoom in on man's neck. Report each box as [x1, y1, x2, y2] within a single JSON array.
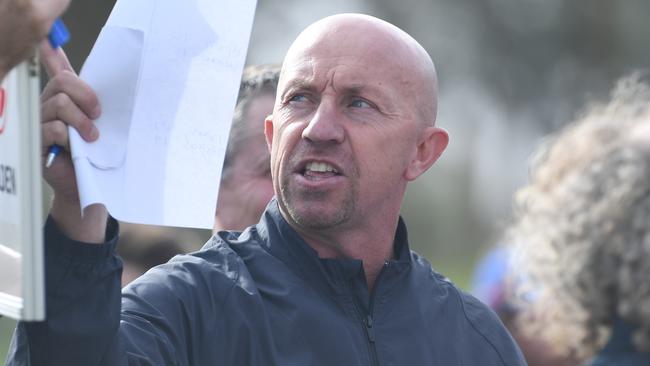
[[292, 219, 398, 291]]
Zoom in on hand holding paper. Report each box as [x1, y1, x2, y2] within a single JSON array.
[[39, 44, 109, 243]]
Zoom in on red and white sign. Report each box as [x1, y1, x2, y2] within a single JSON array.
[[0, 87, 6, 134]]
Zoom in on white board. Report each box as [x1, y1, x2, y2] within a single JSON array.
[[0, 58, 44, 320]]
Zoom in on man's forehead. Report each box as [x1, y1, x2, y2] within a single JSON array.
[[280, 53, 401, 91]]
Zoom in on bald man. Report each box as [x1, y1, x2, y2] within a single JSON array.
[[7, 14, 525, 365]]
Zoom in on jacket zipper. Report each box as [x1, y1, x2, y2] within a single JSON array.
[[364, 313, 379, 366], [350, 261, 390, 366], [351, 293, 379, 366]]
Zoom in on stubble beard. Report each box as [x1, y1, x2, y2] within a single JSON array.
[[279, 175, 357, 230]]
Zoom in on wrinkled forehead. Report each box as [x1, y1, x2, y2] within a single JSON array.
[[279, 31, 415, 95], [282, 56, 401, 88], [276, 15, 438, 122]]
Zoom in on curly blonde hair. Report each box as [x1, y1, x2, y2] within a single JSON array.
[[508, 74, 650, 361]]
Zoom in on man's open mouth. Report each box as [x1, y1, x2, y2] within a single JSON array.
[[301, 161, 341, 179]]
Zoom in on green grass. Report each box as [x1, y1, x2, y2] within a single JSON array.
[[0, 317, 17, 362]]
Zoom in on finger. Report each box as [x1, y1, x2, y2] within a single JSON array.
[[41, 71, 101, 119], [41, 92, 98, 142], [38, 0, 71, 21], [39, 40, 74, 78], [41, 120, 70, 153]]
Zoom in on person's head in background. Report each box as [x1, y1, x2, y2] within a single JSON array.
[[117, 224, 197, 286], [470, 245, 578, 366], [509, 74, 650, 364], [213, 64, 280, 232]]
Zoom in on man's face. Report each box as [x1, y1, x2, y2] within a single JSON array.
[[219, 94, 275, 230], [266, 27, 426, 233]]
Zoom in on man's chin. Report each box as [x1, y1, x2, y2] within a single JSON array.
[[284, 202, 351, 230]]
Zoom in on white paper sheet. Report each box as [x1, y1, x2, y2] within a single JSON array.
[[70, 0, 257, 228]]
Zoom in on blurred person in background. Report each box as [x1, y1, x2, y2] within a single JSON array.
[[117, 224, 195, 286], [0, 0, 69, 82], [119, 64, 280, 287], [213, 64, 279, 232], [471, 245, 578, 366], [508, 74, 650, 365]]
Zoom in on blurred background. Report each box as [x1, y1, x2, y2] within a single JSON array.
[[2, 0, 650, 360]]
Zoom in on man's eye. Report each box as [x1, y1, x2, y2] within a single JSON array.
[[350, 99, 371, 108], [289, 94, 308, 103]]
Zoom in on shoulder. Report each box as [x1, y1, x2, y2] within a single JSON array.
[[122, 232, 255, 310], [456, 289, 524, 363], [410, 251, 526, 365]]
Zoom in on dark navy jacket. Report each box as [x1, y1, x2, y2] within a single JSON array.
[[589, 320, 650, 366], [8, 200, 525, 365]]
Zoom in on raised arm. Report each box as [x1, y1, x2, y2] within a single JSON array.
[[6, 47, 215, 365], [4, 44, 121, 366], [39, 44, 108, 242]]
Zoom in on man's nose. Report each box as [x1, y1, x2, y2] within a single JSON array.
[[301, 100, 345, 144]]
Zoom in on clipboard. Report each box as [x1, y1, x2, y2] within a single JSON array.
[[0, 56, 45, 321]]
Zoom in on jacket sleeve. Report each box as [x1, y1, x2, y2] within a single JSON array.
[[6, 216, 236, 366], [5, 215, 123, 365]]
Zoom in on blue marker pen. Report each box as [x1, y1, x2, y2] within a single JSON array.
[[47, 18, 70, 48], [45, 144, 62, 168], [45, 18, 70, 168]]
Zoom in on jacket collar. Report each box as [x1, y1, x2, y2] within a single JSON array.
[[255, 198, 412, 295]]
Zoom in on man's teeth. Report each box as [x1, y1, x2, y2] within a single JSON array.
[[305, 162, 338, 173]]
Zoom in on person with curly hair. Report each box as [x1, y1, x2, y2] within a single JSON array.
[[508, 74, 650, 365]]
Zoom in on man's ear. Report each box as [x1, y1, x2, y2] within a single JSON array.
[[264, 114, 274, 153], [404, 126, 449, 181]]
